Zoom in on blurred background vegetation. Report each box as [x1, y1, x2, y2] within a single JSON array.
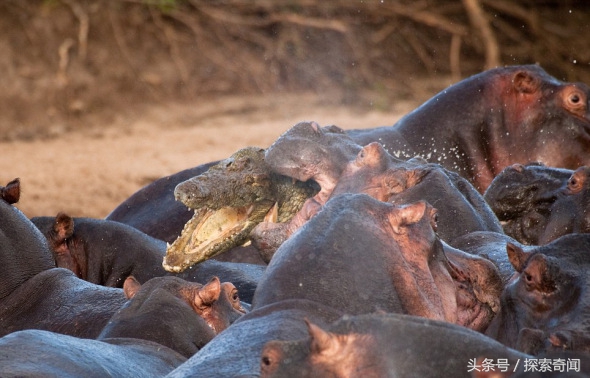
[[1, 0, 589, 139]]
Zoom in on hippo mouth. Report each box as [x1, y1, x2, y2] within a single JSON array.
[[454, 282, 496, 332], [446, 256, 502, 332], [162, 200, 274, 272]]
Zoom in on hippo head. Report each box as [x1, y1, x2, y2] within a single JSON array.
[[538, 166, 590, 244], [101, 275, 247, 357], [484, 163, 572, 245], [485, 66, 590, 182], [331, 142, 427, 202], [265, 121, 362, 201], [488, 234, 590, 353]]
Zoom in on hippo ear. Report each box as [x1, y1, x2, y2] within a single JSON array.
[[311, 121, 320, 133], [196, 276, 222, 307], [390, 201, 427, 234], [305, 318, 339, 355], [0, 178, 20, 204], [54, 212, 75, 240], [123, 276, 142, 299], [506, 242, 530, 273], [512, 71, 540, 94]]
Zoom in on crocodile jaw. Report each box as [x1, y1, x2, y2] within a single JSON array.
[[162, 202, 272, 273]]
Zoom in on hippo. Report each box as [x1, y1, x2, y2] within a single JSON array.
[[253, 193, 503, 332], [484, 163, 573, 245], [485, 234, 590, 355], [260, 313, 529, 378], [31, 213, 265, 303], [347, 64, 590, 192], [0, 275, 246, 377], [101, 275, 247, 356], [166, 194, 502, 377]]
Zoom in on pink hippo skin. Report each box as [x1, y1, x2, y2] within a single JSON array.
[[253, 193, 503, 332], [348, 65, 590, 193]]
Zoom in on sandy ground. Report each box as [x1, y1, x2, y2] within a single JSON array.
[[0, 93, 420, 220]]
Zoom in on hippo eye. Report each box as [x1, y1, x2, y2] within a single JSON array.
[[569, 177, 577, 187], [231, 289, 239, 302], [564, 88, 587, 114], [261, 356, 272, 366], [567, 173, 584, 193]]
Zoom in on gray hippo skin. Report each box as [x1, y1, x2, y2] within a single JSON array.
[[452, 231, 525, 285], [31, 214, 265, 303], [166, 299, 344, 378], [486, 234, 590, 355], [485, 164, 590, 246], [0, 275, 246, 377], [254, 193, 502, 332], [0, 179, 127, 338], [260, 313, 530, 378], [537, 166, 590, 244], [348, 65, 590, 193], [484, 163, 573, 245]]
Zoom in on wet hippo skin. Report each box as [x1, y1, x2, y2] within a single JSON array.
[[348, 65, 590, 193]]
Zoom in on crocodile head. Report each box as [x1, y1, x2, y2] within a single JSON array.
[[163, 147, 277, 272]]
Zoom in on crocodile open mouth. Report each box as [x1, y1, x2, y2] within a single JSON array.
[[163, 201, 274, 273]]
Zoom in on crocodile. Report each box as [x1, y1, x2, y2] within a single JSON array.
[[162, 146, 318, 273]]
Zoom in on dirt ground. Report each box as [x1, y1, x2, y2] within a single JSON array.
[[0, 93, 420, 220]]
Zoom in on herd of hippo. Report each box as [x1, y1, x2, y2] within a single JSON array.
[[4, 64, 590, 377]]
